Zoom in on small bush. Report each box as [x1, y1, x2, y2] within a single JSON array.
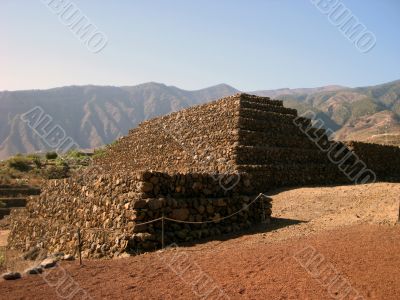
[[92, 148, 106, 159], [7, 156, 32, 172], [42, 164, 70, 179], [0, 166, 19, 180], [0, 248, 4, 268], [27, 154, 42, 168], [0, 173, 11, 184], [45, 151, 58, 160], [66, 150, 88, 158], [0, 201, 5, 208]]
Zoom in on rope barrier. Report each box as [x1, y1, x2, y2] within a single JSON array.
[[163, 193, 266, 224], [32, 193, 269, 235], [75, 193, 269, 231]]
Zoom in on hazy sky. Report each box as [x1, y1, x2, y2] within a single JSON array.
[[1, 0, 399, 91]]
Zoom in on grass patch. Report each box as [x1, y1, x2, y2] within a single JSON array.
[[65, 150, 87, 159], [7, 156, 32, 172], [92, 148, 107, 159], [1, 150, 94, 184], [41, 162, 70, 179], [0, 247, 5, 269]]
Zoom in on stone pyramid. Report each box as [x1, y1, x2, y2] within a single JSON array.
[[97, 93, 348, 190], [8, 93, 400, 258]]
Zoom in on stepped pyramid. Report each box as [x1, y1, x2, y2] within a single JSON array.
[[97, 93, 347, 190], [9, 93, 399, 258]]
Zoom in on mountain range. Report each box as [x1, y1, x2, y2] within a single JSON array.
[[1, 80, 399, 159]]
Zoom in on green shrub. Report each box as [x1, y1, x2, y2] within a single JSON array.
[[42, 164, 70, 179], [66, 150, 87, 159], [0, 166, 19, 180], [0, 173, 11, 184], [0, 201, 5, 208], [45, 151, 58, 160], [92, 148, 106, 159], [0, 248, 4, 268], [27, 154, 42, 168], [64, 150, 92, 167], [7, 156, 32, 172]]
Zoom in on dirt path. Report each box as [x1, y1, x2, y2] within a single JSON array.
[[0, 182, 399, 299], [262, 182, 400, 243]]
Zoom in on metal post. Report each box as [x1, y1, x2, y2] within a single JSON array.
[[398, 199, 400, 224], [260, 195, 266, 224], [161, 214, 165, 250], [77, 228, 82, 266]]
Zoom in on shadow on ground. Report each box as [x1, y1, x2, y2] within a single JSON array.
[[266, 179, 400, 197], [129, 217, 307, 254]]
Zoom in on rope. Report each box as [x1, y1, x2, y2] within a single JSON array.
[[72, 193, 269, 232], [163, 193, 266, 224], [57, 194, 269, 233], [83, 217, 164, 233]]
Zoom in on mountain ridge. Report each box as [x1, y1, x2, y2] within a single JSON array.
[[0, 80, 399, 159]]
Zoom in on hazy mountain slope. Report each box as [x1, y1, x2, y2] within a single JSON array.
[[254, 80, 400, 146], [252, 85, 346, 98], [1, 80, 399, 160], [335, 111, 400, 146], [0, 83, 239, 159]]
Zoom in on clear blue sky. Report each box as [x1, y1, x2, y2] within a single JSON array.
[[1, 0, 399, 91]]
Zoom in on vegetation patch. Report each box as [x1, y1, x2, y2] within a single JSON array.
[[0, 247, 4, 269], [0, 149, 98, 185], [45, 151, 58, 160], [7, 156, 32, 172]]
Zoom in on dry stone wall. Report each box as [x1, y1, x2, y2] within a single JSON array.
[[8, 169, 271, 258], [344, 141, 400, 179]]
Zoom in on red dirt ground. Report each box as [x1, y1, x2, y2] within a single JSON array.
[[1, 224, 400, 300], [1, 183, 400, 299]]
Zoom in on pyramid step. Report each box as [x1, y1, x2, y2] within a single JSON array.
[[239, 93, 283, 107], [238, 116, 311, 133], [0, 208, 11, 219], [239, 106, 298, 124], [240, 101, 297, 116], [238, 117, 332, 139], [0, 198, 27, 208], [0, 188, 41, 197], [238, 129, 324, 149], [237, 164, 350, 188], [235, 146, 330, 164], [0, 184, 33, 189]]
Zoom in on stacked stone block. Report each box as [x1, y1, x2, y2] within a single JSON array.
[[344, 141, 400, 179]]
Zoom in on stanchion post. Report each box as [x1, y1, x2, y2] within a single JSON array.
[[161, 214, 165, 250], [398, 199, 400, 224], [261, 194, 266, 224], [77, 228, 82, 266]]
